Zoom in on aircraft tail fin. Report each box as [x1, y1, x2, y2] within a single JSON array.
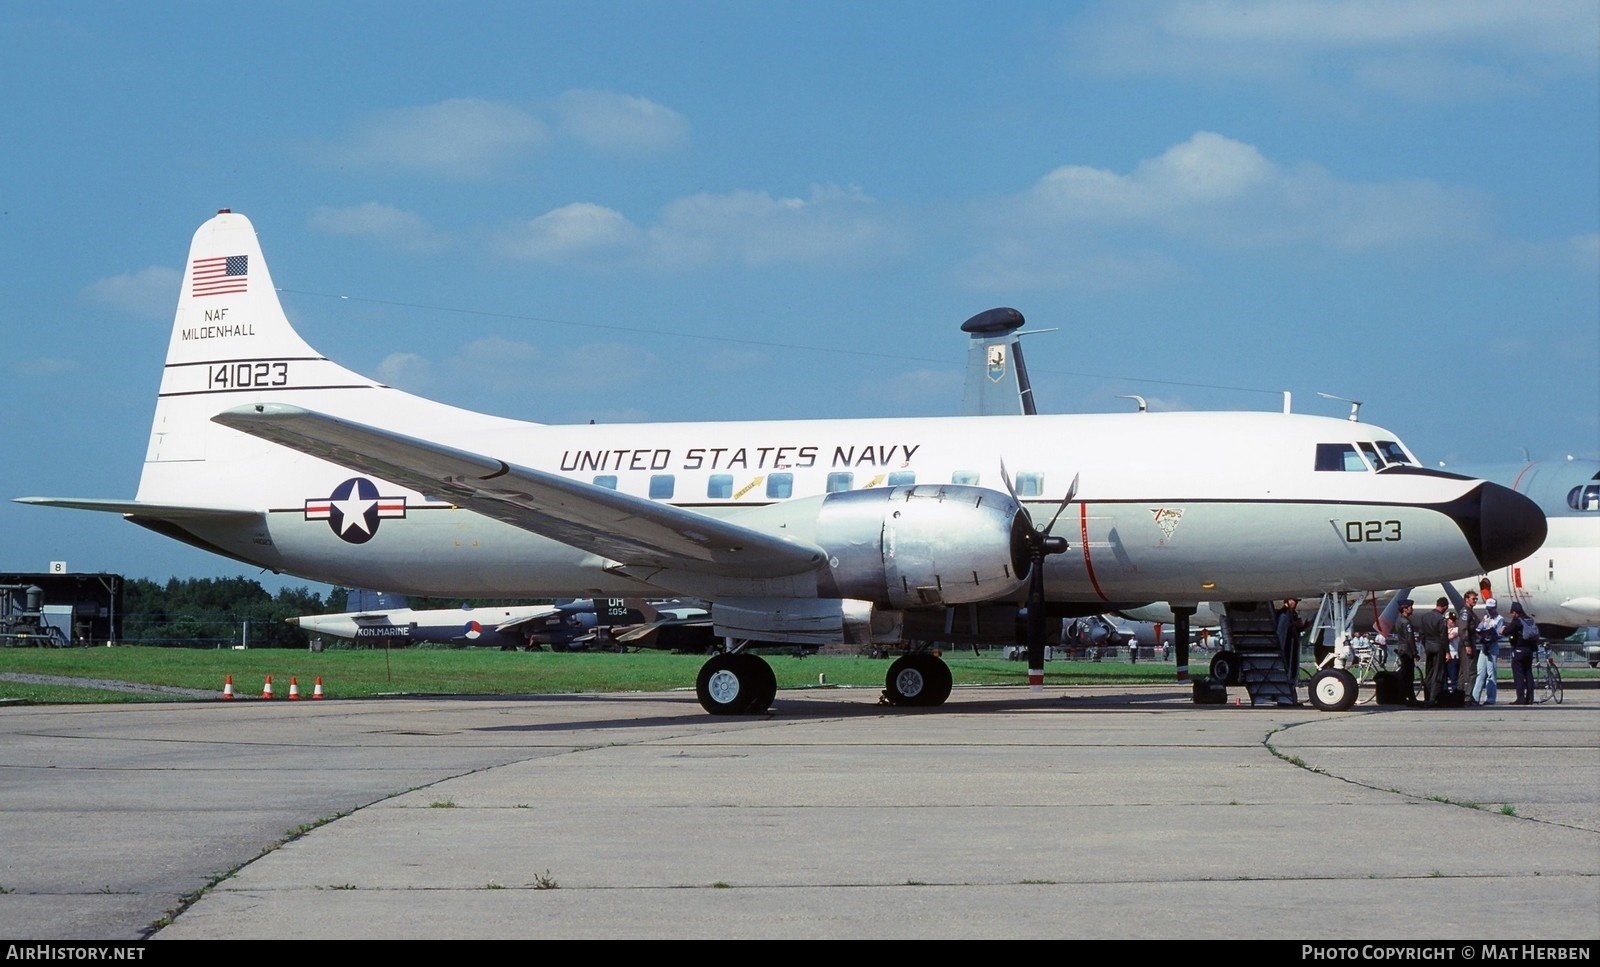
[[960, 307, 1039, 417], [1375, 589, 1409, 637], [127, 209, 524, 522], [348, 589, 409, 612], [138, 210, 386, 505]]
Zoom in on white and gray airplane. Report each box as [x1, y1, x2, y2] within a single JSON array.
[[289, 595, 713, 652], [289, 598, 565, 650], [17, 210, 1547, 715], [1439, 458, 1598, 637]]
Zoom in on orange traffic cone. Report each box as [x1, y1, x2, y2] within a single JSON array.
[[288, 676, 301, 700], [262, 675, 274, 700], [222, 675, 235, 700], [312, 677, 325, 700]]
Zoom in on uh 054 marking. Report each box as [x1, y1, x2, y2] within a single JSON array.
[[17, 210, 1547, 716]]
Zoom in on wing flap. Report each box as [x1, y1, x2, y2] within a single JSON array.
[[212, 403, 828, 579]]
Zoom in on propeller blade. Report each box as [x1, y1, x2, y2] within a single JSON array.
[[1039, 473, 1080, 540], [998, 459, 1017, 500]]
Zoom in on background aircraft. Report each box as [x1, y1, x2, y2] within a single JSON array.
[[291, 594, 713, 652], [290, 596, 560, 650]]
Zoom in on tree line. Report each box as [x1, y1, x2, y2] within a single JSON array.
[[120, 577, 526, 648]]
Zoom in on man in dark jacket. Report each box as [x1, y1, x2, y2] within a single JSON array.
[[1416, 597, 1452, 707], [1457, 591, 1479, 702], [1389, 599, 1419, 705], [1508, 601, 1539, 705], [1275, 598, 1303, 706]]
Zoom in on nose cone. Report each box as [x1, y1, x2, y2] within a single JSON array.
[[1466, 481, 1547, 570]]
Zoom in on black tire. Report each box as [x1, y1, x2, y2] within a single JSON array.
[[883, 652, 952, 707], [1308, 668, 1359, 712], [1210, 650, 1239, 686], [696, 653, 760, 715], [1539, 664, 1563, 705], [743, 653, 778, 713]]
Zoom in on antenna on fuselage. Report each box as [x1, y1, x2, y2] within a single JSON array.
[[1317, 392, 1362, 422]]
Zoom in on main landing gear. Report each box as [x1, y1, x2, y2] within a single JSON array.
[[692, 646, 957, 715], [695, 651, 778, 715], [880, 651, 953, 707]]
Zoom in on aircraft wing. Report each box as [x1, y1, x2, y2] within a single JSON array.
[[491, 607, 565, 632], [614, 615, 711, 643], [212, 403, 829, 579]]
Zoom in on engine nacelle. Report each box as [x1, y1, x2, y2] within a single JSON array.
[[814, 484, 1033, 608]]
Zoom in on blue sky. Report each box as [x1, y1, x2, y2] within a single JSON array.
[[2, 1, 1596, 595]]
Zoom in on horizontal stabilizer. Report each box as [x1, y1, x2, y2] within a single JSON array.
[[13, 497, 262, 521]]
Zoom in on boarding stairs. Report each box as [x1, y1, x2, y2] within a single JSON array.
[[1221, 602, 1297, 706]]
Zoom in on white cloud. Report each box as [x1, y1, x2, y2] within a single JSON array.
[[647, 185, 901, 268], [1490, 232, 1600, 274], [374, 352, 436, 394], [379, 337, 661, 406], [307, 91, 686, 180], [872, 367, 963, 414], [1066, 0, 1598, 100], [498, 203, 646, 262], [308, 203, 449, 253], [499, 186, 901, 270], [312, 99, 548, 179], [1016, 131, 1484, 248], [81, 265, 181, 318], [553, 90, 689, 152], [9, 357, 81, 380], [956, 131, 1488, 289]]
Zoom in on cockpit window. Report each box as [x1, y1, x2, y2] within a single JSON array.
[[1358, 442, 1384, 468], [1315, 443, 1369, 472], [1570, 483, 1600, 512], [1374, 441, 1414, 466]]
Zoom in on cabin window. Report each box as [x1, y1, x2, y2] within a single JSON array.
[[649, 475, 675, 499], [1014, 471, 1043, 497], [707, 474, 733, 499], [766, 473, 794, 499], [827, 472, 853, 493], [888, 471, 916, 486], [1315, 443, 1367, 472], [593, 475, 618, 490], [1569, 483, 1600, 513], [952, 471, 980, 486]]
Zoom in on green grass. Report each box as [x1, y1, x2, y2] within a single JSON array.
[[0, 645, 1204, 703], [2, 644, 1591, 705]]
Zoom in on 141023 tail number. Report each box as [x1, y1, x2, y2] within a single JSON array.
[[1344, 520, 1401, 542]]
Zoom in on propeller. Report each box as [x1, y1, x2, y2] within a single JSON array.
[[1002, 464, 1078, 689]]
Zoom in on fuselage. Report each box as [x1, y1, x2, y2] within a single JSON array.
[[141, 397, 1543, 607]]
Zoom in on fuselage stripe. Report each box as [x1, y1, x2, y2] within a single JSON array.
[[1079, 502, 1109, 602]]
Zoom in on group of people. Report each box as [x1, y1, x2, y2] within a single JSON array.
[[1384, 581, 1544, 707]]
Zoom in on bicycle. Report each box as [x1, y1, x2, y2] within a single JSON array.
[[1535, 643, 1564, 705]]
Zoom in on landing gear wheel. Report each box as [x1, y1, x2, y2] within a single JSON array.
[[1210, 650, 1239, 686], [744, 654, 777, 713], [883, 652, 953, 707], [696, 653, 770, 715], [1308, 668, 1358, 712]]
